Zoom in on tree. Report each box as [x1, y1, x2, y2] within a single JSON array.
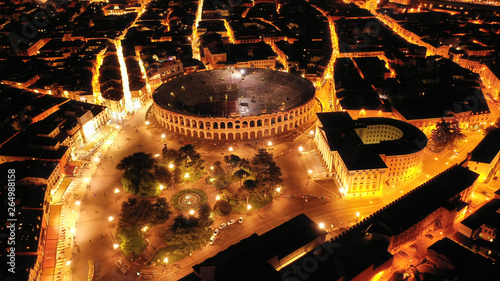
[[198, 203, 213, 226], [485, 117, 500, 134], [119, 197, 172, 229], [224, 154, 242, 171], [251, 149, 283, 199], [165, 214, 212, 255], [117, 226, 147, 256], [233, 169, 250, 187], [117, 152, 156, 173], [211, 161, 231, 190], [138, 171, 160, 197], [154, 165, 173, 187], [213, 200, 232, 216], [428, 119, 466, 153]]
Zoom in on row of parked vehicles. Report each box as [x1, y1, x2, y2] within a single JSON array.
[[209, 217, 243, 245]]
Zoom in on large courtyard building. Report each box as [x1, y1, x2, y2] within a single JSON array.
[[315, 112, 427, 197], [153, 68, 316, 140]]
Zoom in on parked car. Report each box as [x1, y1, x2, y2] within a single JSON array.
[[228, 219, 236, 225], [239, 217, 243, 224], [209, 236, 217, 246], [219, 223, 227, 229], [213, 228, 219, 236], [425, 233, 434, 240]]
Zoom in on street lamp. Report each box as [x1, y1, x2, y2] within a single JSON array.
[[159, 184, 165, 191], [298, 146, 304, 152], [114, 188, 120, 193], [75, 201, 81, 206], [229, 146, 234, 152], [161, 134, 166, 139], [319, 223, 325, 229], [108, 216, 114, 222], [113, 243, 119, 249], [216, 195, 221, 200], [276, 187, 281, 193], [268, 141, 273, 146], [184, 173, 190, 178], [168, 163, 174, 169], [308, 170, 313, 174], [189, 210, 195, 215], [145, 121, 150, 126], [247, 204, 252, 210], [164, 258, 169, 264]]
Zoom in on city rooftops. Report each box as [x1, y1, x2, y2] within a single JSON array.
[[427, 238, 500, 281], [367, 165, 478, 237], [461, 198, 500, 233]]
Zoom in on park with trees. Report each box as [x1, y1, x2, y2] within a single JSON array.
[[114, 145, 283, 264]]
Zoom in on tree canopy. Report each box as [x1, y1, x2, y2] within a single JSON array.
[[251, 148, 283, 199], [165, 214, 212, 255], [118, 197, 172, 229], [213, 200, 232, 216], [117, 226, 147, 256], [428, 119, 466, 152]]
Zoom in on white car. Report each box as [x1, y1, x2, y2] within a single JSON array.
[[239, 217, 243, 224], [219, 223, 227, 229], [213, 228, 219, 236], [209, 236, 217, 246], [227, 219, 236, 225]]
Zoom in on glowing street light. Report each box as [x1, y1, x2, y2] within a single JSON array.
[[142, 226, 148, 232], [168, 163, 174, 169], [84, 177, 89, 183], [145, 121, 150, 126], [75, 201, 81, 206], [184, 173, 190, 178], [94, 157, 100, 162], [66, 261, 72, 266], [216, 195, 221, 200], [308, 170, 313, 174], [247, 204, 252, 210], [161, 134, 166, 139], [114, 188, 120, 193], [113, 243, 119, 249], [309, 130, 314, 135], [268, 141, 273, 146], [276, 187, 281, 193], [159, 184, 165, 190], [164, 258, 169, 264], [108, 216, 114, 222], [319, 222, 325, 229], [356, 212, 360, 217], [298, 146, 304, 152], [189, 210, 195, 215], [229, 146, 234, 152]]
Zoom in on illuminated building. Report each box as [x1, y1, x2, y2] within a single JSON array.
[[467, 129, 500, 183], [315, 112, 427, 197], [0, 161, 63, 281], [153, 68, 316, 140]]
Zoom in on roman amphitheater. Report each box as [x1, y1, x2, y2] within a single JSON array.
[[153, 68, 316, 140]]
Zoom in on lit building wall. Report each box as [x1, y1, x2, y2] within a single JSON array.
[[314, 115, 426, 197], [154, 100, 315, 140]]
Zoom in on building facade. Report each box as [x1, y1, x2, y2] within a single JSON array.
[[315, 112, 427, 197]]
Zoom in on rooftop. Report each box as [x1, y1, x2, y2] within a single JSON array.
[[470, 128, 500, 164], [317, 112, 427, 170]]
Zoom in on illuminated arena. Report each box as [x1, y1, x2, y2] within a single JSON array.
[[153, 68, 316, 140]]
